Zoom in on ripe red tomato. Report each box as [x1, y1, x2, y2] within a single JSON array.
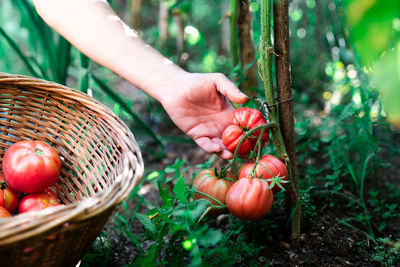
[[0, 190, 5, 208], [222, 108, 269, 155], [3, 140, 62, 193], [226, 177, 273, 220], [193, 169, 235, 206], [232, 107, 269, 142], [0, 206, 11, 218], [238, 155, 288, 193], [221, 125, 252, 155], [0, 173, 21, 213], [18, 192, 63, 213], [193, 169, 235, 214]]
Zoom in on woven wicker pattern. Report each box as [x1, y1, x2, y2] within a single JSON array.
[[0, 73, 144, 266]]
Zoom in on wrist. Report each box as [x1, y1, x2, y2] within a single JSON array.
[[132, 62, 188, 103]]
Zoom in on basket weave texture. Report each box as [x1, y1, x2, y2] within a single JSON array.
[[0, 73, 144, 266]]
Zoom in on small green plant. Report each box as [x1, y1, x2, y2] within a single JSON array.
[[372, 237, 400, 266], [80, 231, 114, 267]]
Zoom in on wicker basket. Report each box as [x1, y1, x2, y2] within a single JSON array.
[[0, 73, 144, 266]]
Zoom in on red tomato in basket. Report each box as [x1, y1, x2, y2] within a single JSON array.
[[0, 173, 21, 213], [238, 155, 288, 193], [226, 177, 273, 221], [2, 140, 61, 193], [18, 192, 62, 213], [0, 206, 11, 218]]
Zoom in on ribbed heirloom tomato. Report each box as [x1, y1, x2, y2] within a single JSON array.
[[0, 206, 11, 218], [226, 177, 273, 220], [238, 154, 288, 193], [0, 173, 21, 213], [221, 125, 252, 155], [222, 107, 269, 156], [18, 192, 62, 213], [192, 168, 235, 209], [3, 140, 62, 193]]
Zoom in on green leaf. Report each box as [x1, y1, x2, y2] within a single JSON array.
[[158, 181, 172, 205], [187, 200, 208, 221], [198, 229, 223, 247], [133, 243, 158, 267], [173, 177, 188, 202], [344, 0, 400, 65], [136, 213, 156, 235]]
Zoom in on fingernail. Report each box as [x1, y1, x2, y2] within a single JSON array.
[[240, 92, 249, 98]]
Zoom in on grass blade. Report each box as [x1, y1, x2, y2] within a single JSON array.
[[90, 73, 164, 148], [0, 26, 41, 78]]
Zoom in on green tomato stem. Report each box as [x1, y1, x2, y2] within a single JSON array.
[[232, 122, 277, 178], [193, 190, 226, 207]]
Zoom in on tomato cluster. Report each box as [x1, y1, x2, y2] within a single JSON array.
[[221, 107, 269, 157], [0, 140, 63, 218], [193, 107, 289, 221]]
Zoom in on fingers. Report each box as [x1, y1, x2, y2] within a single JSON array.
[[213, 73, 249, 104], [194, 137, 233, 160], [217, 150, 234, 160], [194, 137, 222, 154]]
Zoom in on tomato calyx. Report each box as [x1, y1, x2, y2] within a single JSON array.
[[213, 167, 235, 183], [34, 148, 44, 156], [265, 175, 289, 192], [0, 180, 6, 190]]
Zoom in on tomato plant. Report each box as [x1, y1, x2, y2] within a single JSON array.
[[3, 140, 62, 193], [0, 173, 21, 213], [0, 206, 11, 218], [193, 168, 235, 209], [222, 108, 269, 155], [226, 177, 273, 220], [238, 154, 288, 193], [18, 192, 62, 213]]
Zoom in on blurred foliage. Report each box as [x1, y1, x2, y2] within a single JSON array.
[[341, 0, 400, 126]]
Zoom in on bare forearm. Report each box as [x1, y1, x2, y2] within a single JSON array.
[[33, 0, 185, 102]]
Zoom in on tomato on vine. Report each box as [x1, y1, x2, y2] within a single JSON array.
[[222, 107, 269, 156], [221, 125, 253, 155], [192, 168, 235, 211], [238, 154, 288, 193], [232, 107, 269, 142], [226, 176, 273, 220]]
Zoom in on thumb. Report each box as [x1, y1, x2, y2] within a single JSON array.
[[214, 73, 249, 104]]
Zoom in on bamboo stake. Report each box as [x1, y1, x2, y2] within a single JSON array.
[[259, 0, 301, 248], [230, 0, 239, 66]]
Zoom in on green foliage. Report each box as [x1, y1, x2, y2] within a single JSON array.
[[130, 161, 231, 267], [80, 232, 114, 267], [372, 237, 400, 266], [341, 0, 400, 124]]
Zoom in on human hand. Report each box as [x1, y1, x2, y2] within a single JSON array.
[[159, 72, 249, 159]]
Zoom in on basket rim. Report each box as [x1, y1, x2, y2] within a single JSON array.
[[0, 72, 144, 245]]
